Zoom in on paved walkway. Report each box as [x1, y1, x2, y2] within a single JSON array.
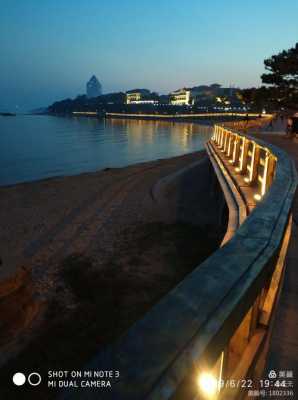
[[261, 117, 288, 135], [251, 129, 298, 381]]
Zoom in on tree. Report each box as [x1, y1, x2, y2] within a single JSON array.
[[261, 43, 298, 109]]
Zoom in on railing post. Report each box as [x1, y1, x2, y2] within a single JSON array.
[[265, 155, 276, 191], [254, 149, 276, 201], [242, 138, 249, 174], [217, 126, 221, 145], [251, 144, 261, 184], [219, 129, 225, 149], [217, 127, 222, 147], [231, 135, 240, 165], [236, 137, 249, 174], [227, 133, 234, 157], [245, 142, 260, 185], [213, 125, 218, 143], [261, 151, 270, 197], [223, 130, 230, 153]]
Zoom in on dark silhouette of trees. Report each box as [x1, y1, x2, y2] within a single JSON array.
[[48, 93, 126, 114], [238, 87, 281, 112], [238, 43, 298, 112], [261, 42, 298, 110]]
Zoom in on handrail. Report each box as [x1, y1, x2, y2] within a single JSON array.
[[212, 125, 277, 202], [63, 122, 297, 400]]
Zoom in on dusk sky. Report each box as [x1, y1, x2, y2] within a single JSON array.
[[1, 0, 298, 111]]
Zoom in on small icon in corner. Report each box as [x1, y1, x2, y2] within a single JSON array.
[[28, 372, 42, 386], [12, 372, 26, 386], [268, 370, 277, 379]]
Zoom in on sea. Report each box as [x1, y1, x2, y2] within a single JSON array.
[[0, 115, 212, 186]]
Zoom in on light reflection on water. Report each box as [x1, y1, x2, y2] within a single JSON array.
[[0, 115, 212, 186]]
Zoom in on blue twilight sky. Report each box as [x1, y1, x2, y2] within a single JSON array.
[[1, 0, 298, 111]]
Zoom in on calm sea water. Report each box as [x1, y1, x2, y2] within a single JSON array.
[[0, 115, 212, 186]]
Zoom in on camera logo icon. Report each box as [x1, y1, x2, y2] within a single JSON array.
[[268, 370, 277, 379], [13, 372, 42, 386]]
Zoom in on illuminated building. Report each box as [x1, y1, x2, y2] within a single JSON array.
[[169, 84, 241, 108], [169, 88, 200, 105], [126, 89, 158, 104]]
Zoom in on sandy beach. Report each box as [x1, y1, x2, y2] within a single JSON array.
[[0, 151, 226, 399]]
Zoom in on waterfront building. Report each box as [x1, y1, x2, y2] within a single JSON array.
[[190, 84, 241, 109], [126, 89, 158, 104], [169, 88, 200, 106], [86, 75, 102, 98]]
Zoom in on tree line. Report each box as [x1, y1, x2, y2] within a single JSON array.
[[240, 42, 298, 113]]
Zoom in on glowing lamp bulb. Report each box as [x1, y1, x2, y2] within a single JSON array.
[[198, 372, 218, 398]]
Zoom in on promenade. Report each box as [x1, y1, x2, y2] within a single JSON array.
[[251, 125, 298, 376]]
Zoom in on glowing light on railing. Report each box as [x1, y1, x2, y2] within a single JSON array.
[[254, 193, 262, 201], [198, 372, 218, 398]]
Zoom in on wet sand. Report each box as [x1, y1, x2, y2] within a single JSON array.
[[1, 151, 208, 290]]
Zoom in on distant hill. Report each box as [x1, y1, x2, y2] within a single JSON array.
[[48, 93, 126, 114], [30, 107, 49, 114], [0, 112, 16, 116]]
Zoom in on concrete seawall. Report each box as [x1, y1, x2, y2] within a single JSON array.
[[152, 155, 228, 234]]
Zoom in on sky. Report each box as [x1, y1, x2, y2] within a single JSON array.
[[1, 0, 298, 111]]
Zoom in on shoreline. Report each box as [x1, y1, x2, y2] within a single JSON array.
[[45, 111, 263, 126], [0, 151, 208, 190], [0, 116, 214, 188]]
